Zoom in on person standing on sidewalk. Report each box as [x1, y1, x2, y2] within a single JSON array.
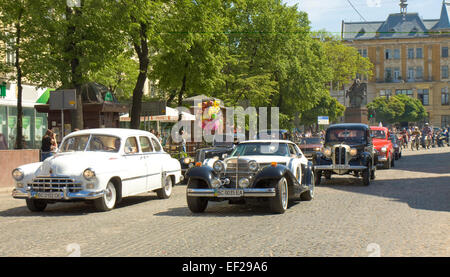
[[41, 129, 57, 161]]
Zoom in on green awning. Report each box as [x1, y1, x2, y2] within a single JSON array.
[[36, 88, 54, 104]]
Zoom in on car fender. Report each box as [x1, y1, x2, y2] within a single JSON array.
[[360, 152, 372, 166], [253, 164, 296, 188], [185, 166, 215, 187]]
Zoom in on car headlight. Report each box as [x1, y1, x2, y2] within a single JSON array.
[[183, 157, 192, 164], [213, 160, 225, 173], [381, 147, 387, 152], [211, 178, 222, 188], [314, 147, 321, 151], [350, 148, 358, 156], [12, 168, 24, 181], [323, 147, 332, 157], [239, 178, 250, 188], [248, 160, 259, 172], [83, 168, 96, 180]]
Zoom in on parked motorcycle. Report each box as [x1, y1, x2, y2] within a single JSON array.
[[437, 134, 448, 147]]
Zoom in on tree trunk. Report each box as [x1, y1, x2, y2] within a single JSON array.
[[67, 5, 84, 130], [177, 62, 189, 107], [15, 17, 23, 149], [130, 23, 150, 130]]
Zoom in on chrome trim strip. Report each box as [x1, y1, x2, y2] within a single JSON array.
[[122, 172, 160, 181], [187, 188, 276, 197], [314, 165, 367, 170]]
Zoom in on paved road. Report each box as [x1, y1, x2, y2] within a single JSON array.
[[0, 147, 449, 257]]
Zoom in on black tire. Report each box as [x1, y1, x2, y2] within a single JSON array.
[[324, 171, 332, 180], [156, 176, 173, 199], [394, 152, 399, 160], [94, 181, 117, 212], [362, 167, 370, 186], [26, 199, 47, 212], [269, 177, 289, 214], [186, 180, 208, 213], [391, 155, 395, 167], [315, 171, 322, 186], [300, 170, 314, 201], [384, 157, 391, 169]]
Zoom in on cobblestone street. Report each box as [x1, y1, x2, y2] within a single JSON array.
[[0, 147, 449, 257]]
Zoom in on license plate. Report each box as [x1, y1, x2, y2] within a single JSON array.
[[216, 189, 244, 198], [35, 192, 63, 199]]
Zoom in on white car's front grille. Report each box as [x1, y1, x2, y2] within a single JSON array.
[[29, 177, 83, 193]]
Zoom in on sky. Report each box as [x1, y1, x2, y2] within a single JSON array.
[[284, 0, 445, 34]]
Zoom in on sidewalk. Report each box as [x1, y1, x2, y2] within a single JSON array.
[[0, 187, 13, 195]]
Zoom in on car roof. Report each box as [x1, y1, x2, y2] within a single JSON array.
[[64, 128, 156, 139]]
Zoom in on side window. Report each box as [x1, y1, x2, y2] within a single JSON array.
[[288, 144, 297, 157], [139, 136, 153, 153], [151, 138, 162, 152], [124, 137, 139, 154]]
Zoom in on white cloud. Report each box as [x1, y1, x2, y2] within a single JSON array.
[[366, 0, 381, 8]]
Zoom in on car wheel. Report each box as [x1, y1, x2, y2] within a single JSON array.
[[394, 152, 399, 160], [300, 170, 314, 201], [156, 176, 173, 199], [94, 181, 117, 212], [324, 171, 332, 180], [391, 155, 395, 167], [384, 155, 391, 169], [26, 199, 47, 212], [269, 177, 289, 214], [362, 167, 370, 186], [186, 180, 208, 213]]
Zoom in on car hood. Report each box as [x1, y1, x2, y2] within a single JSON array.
[[373, 139, 390, 148], [39, 151, 119, 176]]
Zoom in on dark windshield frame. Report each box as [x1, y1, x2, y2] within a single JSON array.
[[230, 142, 290, 157], [325, 128, 367, 144]]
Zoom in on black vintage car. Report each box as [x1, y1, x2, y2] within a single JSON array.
[[185, 140, 315, 214], [179, 134, 237, 180], [313, 123, 377, 186]]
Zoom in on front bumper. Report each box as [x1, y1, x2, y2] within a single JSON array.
[[12, 187, 105, 200], [314, 165, 367, 171], [187, 188, 276, 198]]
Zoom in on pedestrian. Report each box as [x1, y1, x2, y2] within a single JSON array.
[[179, 129, 186, 153], [41, 129, 58, 161]]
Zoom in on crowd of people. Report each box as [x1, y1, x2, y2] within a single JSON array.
[[391, 123, 449, 149]]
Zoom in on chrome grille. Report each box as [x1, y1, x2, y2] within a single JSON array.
[[334, 147, 346, 165], [29, 177, 83, 193], [224, 159, 250, 187]]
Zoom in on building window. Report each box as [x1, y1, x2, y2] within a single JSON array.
[[394, 68, 401, 81], [408, 48, 414, 59], [385, 67, 393, 82], [442, 47, 449, 58], [416, 66, 423, 79], [417, 89, 429, 106], [396, 89, 413, 97], [385, 49, 391, 60], [442, 66, 449, 79], [407, 67, 415, 81], [442, 115, 450, 127], [394, 49, 401, 59], [380, 89, 392, 100], [416, 48, 423, 59], [442, 87, 449, 105]]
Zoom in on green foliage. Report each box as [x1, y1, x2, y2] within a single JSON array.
[[367, 95, 427, 124], [299, 94, 346, 126]]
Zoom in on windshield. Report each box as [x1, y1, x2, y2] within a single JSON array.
[[60, 135, 121, 153], [299, 137, 322, 145], [326, 128, 366, 144], [371, 130, 386, 139], [230, 143, 289, 157]]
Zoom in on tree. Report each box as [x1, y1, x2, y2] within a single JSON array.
[[0, 0, 37, 149], [299, 94, 346, 127], [367, 95, 426, 124], [150, 0, 228, 107], [25, 0, 126, 130]]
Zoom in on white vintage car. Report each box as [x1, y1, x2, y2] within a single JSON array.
[[11, 128, 182, 212], [186, 140, 315, 214]]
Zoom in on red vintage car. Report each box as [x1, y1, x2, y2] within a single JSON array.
[[370, 126, 395, 169]]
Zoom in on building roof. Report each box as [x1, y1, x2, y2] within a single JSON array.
[[342, 1, 449, 41]]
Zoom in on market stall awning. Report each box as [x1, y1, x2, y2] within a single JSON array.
[[120, 107, 195, 122]]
